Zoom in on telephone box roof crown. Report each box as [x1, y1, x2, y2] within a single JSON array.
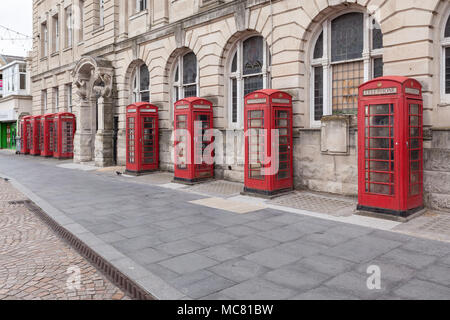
[[245, 89, 292, 99], [359, 76, 422, 88]]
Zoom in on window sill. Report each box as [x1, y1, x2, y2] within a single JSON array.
[[40, 56, 48, 62], [129, 9, 148, 21], [63, 47, 72, 52], [50, 52, 59, 57], [438, 102, 450, 107], [78, 41, 84, 46]]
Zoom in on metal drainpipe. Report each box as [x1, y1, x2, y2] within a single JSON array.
[[270, 0, 274, 87]]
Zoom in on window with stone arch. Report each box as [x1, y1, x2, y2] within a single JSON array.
[[131, 63, 150, 103], [228, 35, 271, 128], [310, 11, 384, 126], [441, 12, 450, 102], [172, 52, 199, 102]]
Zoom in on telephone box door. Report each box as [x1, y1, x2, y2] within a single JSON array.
[[126, 114, 137, 172], [245, 107, 266, 190], [194, 112, 213, 179], [141, 115, 158, 171], [272, 107, 293, 191], [174, 113, 189, 180], [406, 100, 423, 210], [26, 120, 32, 154]]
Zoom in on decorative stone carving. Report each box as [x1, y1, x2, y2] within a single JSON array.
[[74, 76, 88, 101], [93, 72, 113, 98]]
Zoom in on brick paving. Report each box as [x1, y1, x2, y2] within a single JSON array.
[[0, 179, 130, 300]]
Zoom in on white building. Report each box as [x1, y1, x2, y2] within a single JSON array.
[[0, 55, 32, 149]]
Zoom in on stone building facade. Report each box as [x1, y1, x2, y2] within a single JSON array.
[[31, 0, 450, 211]]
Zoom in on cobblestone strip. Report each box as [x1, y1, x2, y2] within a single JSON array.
[[0, 179, 131, 300]]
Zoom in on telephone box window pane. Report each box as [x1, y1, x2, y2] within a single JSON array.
[[369, 104, 390, 115], [314, 66, 324, 121], [410, 116, 419, 126], [244, 75, 263, 96], [410, 184, 420, 196], [370, 127, 390, 137], [277, 111, 288, 118], [410, 104, 419, 114], [411, 150, 420, 161], [243, 36, 263, 75], [313, 32, 323, 59], [370, 184, 390, 195], [373, 58, 383, 78], [332, 61, 364, 114], [331, 12, 364, 62], [410, 128, 420, 137], [183, 52, 197, 84], [411, 161, 420, 171], [410, 139, 420, 149]]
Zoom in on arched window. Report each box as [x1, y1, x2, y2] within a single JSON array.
[[132, 64, 150, 103], [172, 52, 198, 102], [229, 36, 271, 128], [311, 12, 383, 126], [441, 13, 450, 101]]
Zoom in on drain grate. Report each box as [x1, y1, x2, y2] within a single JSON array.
[[25, 201, 155, 300]]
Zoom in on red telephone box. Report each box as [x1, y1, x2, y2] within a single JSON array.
[[53, 112, 76, 159], [30, 115, 42, 156], [40, 113, 55, 157], [125, 103, 159, 175], [243, 89, 293, 196], [20, 115, 32, 154], [358, 76, 424, 217], [173, 97, 214, 184]]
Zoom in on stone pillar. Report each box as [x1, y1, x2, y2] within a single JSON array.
[[117, 128, 127, 166], [74, 98, 94, 162], [94, 96, 114, 166]]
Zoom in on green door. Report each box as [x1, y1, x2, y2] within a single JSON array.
[[0, 123, 5, 149], [0, 123, 16, 149]]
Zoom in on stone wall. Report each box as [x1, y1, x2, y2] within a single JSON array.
[[424, 129, 450, 212]]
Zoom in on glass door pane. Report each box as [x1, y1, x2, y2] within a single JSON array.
[[408, 103, 422, 196], [175, 115, 187, 169], [141, 117, 155, 165], [127, 117, 135, 164], [275, 110, 290, 180], [248, 110, 265, 180], [194, 113, 212, 178], [364, 104, 395, 195]]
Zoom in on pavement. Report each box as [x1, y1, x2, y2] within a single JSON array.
[[0, 151, 450, 300], [0, 178, 130, 300]]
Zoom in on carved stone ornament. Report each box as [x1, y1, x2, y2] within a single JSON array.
[[74, 76, 88, 100], [93, 72, 113, 98]]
